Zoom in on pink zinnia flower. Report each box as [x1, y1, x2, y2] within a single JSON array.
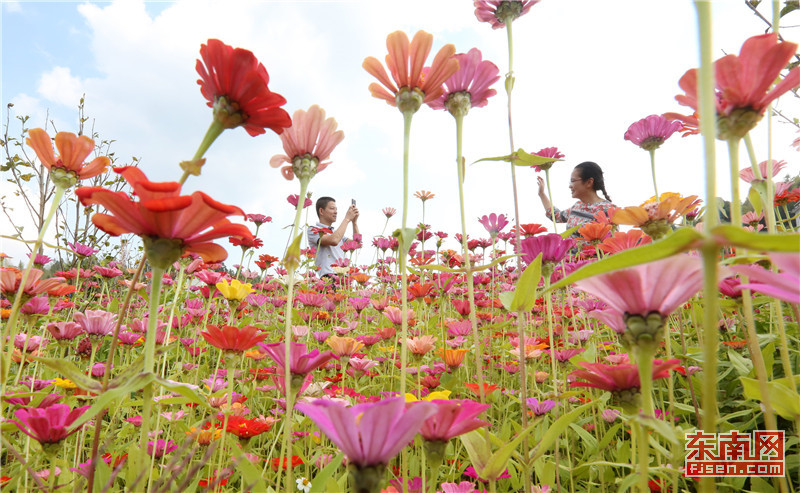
[[11, 404, 90, 446], [624, 114, 682, 151], [295, 397, 437, 468], [519, 233, 574, 265], [525, 398, 557, 416], [287, 194, 312, 209], [428, 48, 500, 112], [597, 230, 652, 255], [259, 342, 334, 376], [477, 213, 509, 237], [68, 242, 98, 257], [382, 207, 397, 218], [269, 105, 345, 181], [417, 399, 490, 442], [732, 252, 800, 305], [246, 213, 272, 225], [574, 255, 705, 319], [73, 309, 117, 337], [0, 268, 67, 296], [739, 160, 787, 183], [440, 481, 479, 493], [474, 0, 540, 29], [46, 321, 85, 341], [531, 147, 564, 172], [670, 33, 800, 140]]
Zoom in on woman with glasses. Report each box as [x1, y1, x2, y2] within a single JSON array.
[[537, 161, 614, 230]]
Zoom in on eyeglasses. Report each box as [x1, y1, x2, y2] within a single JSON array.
[[569, 178, 584, 183]]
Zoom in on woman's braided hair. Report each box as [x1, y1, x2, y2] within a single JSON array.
[[575, 161, 611, 201]]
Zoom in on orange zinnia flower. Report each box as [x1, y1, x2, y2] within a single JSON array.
[[26, 129, 109, 187], [407, 335, 437, 356], [200, 325, 267, 354], [439, 348, 468, 368], [414, 190, 436, 202], [598, 229, 652, 255], [363, 31, 459, 111], [326, 336, 364, 357], [577, 223, 612, 243], [612, 193, 701, 240], [464, 382, 501, 397]]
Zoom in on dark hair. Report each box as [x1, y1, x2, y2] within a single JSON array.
[[575, 161, 611, 201], [316, 196, 335, 219]]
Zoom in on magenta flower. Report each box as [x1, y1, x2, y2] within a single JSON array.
[[68, 242, 98, 257], [732, 252, 799, 305], [73, 309, 118, 337], [574, 255, 704, 319], [11, 404, 90, 446], [441, 481, 479, 493], [525, 398, 556, 416], [624, 115, 682, 151], [269, 105, 345, 181], [246, 213, 272, 225], [21, 296, 50, 316], [519, 233, 574, 264], [259, 342, 334, 376], [531, 147, 564, 172], [477, 213, 509, 237], [27, 253, 52, 266], [428, 48, 500, 112], [418, 399, 490, 442], [295, 397, 437, 468], [147, 439, 178, 458], [474, 0, 540, 29]]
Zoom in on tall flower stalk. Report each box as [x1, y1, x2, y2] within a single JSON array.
[[269, 104, 344, 490]]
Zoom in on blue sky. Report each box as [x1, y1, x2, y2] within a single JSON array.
[[2, 1, 798, 269]]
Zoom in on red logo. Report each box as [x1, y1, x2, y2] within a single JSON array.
[[685, 430, 785, 477]]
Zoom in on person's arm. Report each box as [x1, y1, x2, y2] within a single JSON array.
[[319, 205, 357, 246], [537, 176, 566, 222]]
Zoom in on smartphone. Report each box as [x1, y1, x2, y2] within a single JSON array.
[[351, 199, 356, 206]]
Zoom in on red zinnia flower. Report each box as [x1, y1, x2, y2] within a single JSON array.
[[196, 39, 291, 136], [75, 167, 253, 268], [201, 325, 267, 353], [569, 359, 680, 392], [464, 382, 501, 397], [220, 415, 272, 439], [270, 455, 303, 471]]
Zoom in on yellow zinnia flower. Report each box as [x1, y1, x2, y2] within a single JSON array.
[[215, 279, 253, 301], [405, 390, 452, 402], [53, 378, 77, 389]]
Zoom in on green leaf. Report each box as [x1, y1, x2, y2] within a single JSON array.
[[32, 356, 102, 393], [727, 349, 753, 376], [460, 421, 540, 482], [153, 375, 208, 409], [741, 376, 800, 420], [309, 453, 344, 493], [231, 445, 268, 492], [561, 225, 581, 239], [747, 185, 763, 216], [393, 227, 416, 256], [68, 372, 155, 431], [546, 228, 703, 292], [473, 148, 563, 168], [498, 291, 515, 311], [711, 225, 800, 252], [529, 397, 603, 462], [510, 253, 541, 312], [283, 233, 304, 272]]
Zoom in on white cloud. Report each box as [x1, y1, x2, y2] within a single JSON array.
[[37, 66, 84, 106], [3, 1, 22, 13], [2, 0, 797, 266]]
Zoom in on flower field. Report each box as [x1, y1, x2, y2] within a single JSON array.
[[1, 1, 800, 493]]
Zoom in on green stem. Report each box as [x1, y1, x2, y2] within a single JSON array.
[[179, 120, 225, 185], [137, 265, 164, 479], [648, 149, 659, 198], [399, 109, 414, 493], [455, 114, 486, 406], [727, 139, 742, 226], [634, 421, 649, 493], [544, 169, 558, 234], [743, 133, 778, 233], [504, 18, 523, 268], [1, 185, 66, 385], [277, 176, 309, 492], [694, 4, 719, 493]]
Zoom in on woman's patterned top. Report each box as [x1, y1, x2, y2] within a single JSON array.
[[548, 200, 615, 230]]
